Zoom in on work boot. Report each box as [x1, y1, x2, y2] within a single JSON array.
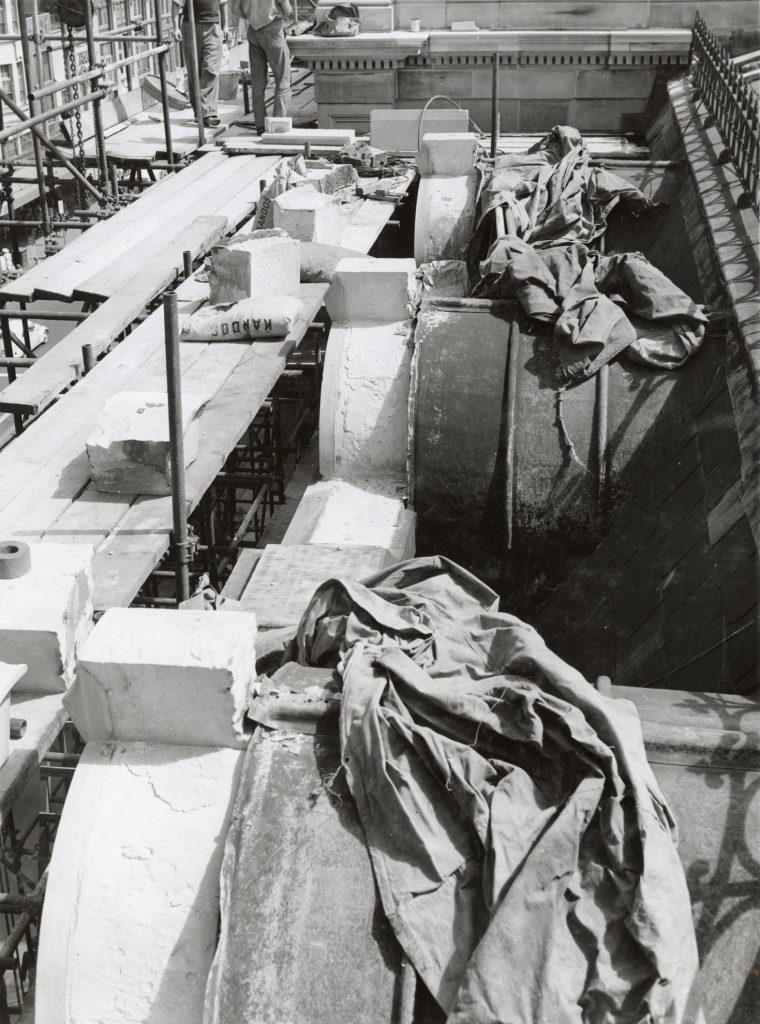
[[204, 114, 221, 128]]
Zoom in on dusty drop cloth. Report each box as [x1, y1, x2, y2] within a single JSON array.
[[290, 557, 701, 1024]]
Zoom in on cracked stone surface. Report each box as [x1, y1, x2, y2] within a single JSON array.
[[320, 259, 417, 487], [36, 740, 244, 1024]]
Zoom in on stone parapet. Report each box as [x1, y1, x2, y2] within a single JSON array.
[[289, 28, 692, 71], [290, 28, 692, 133]]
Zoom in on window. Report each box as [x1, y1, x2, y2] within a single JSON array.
[[0, 4, 7, 34], [0, 64, 13, 99], [15, 62, 26, 106]]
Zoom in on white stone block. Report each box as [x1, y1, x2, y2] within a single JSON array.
[[260, 128, 356, 147], [0, 542, 93, 694], [0, 663, 25, 767], [319, 320, 413, 487], [273, 187, 346, 244], [414, 173, 478, 263], [86, 391, 209, 497], [284, 480, 416, 561], [36, 740, 243, 1024], [418, 132, 477, 176], [325, 257, 417, 323], [264, 115, 292, 133], [370, 108, 470, 154], [209, 233, 300, 304], [66, 607, 257, 749]]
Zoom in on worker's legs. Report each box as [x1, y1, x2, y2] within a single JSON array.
[[183, 21, 222, 120], [247, 28, 269, 131], [247, 19, 291, 129]]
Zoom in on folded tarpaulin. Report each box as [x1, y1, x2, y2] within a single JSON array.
[[473, 239, 707, 378], [290, 556, 702, 1024]]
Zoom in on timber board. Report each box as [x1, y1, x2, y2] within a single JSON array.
[[33, 155, 267, 302], [0, 272, 210, 524], [91, 283, 327, 610], [0, 152, 229, 303], [0, 216, 228, 417]]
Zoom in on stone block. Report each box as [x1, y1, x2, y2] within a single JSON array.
[[273, 187, 345, 244], [446, 1, 499, 29], [315, 69, 397, 105], [518, 98, 573, 132], [418, 132, 477, 176], [370, 107, 469, 154], [414, 173, 478, 262], [240, 544, 394, 628], [397, 67, 474, 101], [260, 127, 356, 147], [283, 480, 416, 560], [264, 115, 292, 133], [208, 232, 300, 304], [470, 65, 578, 101], [36, 740, 243, 1024], [0, 663, 25, 767], [66, 607, 257, 749], [575, 67, 658, 100], [320, 275, 415, 483], [569, 97, 647, 133], [0, 542, 93, 694], [86, 391, 209, 497], [325, 257, 417, 323]]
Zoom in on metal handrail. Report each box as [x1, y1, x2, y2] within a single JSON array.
[[691, 11, 759, 212]]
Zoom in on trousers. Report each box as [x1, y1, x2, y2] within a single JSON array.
[[247, 18, 291, 130], [183, 20, 222, 118]]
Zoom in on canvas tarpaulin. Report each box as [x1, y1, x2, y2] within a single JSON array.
[[466, 127, 707, 379], [469, 126, 656, 255], [289, 556, 701, 1024], [473, 241, 707, 379]]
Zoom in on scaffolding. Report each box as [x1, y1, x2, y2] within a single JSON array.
[[0, 0, 209, 254]]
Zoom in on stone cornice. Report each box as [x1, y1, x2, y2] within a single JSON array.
[[290, 28, 692, 70]]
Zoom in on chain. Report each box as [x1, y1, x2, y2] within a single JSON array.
[[66, 24, 87, 209]]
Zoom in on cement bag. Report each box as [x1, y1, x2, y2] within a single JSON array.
[[254, 157, 310, 230], [181, 296, 303, 342]]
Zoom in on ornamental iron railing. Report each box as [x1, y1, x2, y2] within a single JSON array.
[[691, 12, 759, 212]]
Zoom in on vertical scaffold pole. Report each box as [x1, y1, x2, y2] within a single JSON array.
[[153, 0, 175, 168], [163, 290, 191, 604], [491, 50, 499, 159], [16, 0, 50, 236]]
